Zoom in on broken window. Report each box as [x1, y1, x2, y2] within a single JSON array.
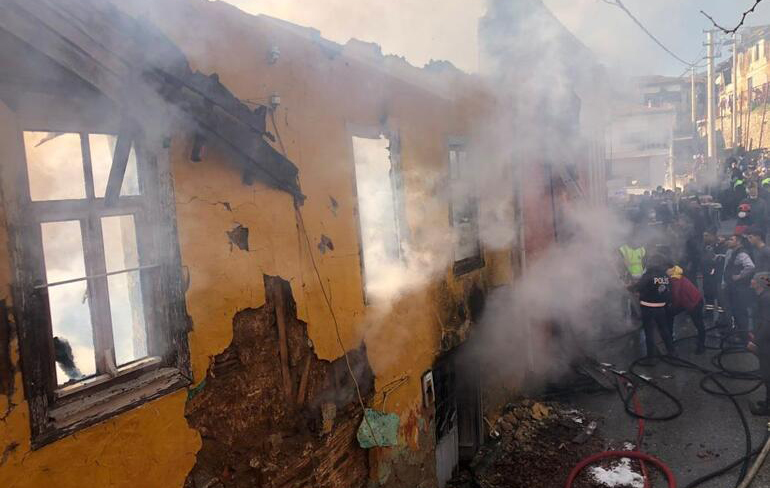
[[352, 133, 406, 302], [448, 143, 483, 275], [4, 128, 190, 448]]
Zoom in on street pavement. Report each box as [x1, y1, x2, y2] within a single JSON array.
[[570, 317, 770, 488]]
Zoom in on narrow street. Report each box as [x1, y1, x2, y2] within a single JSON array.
[[572, 319, 770, 488], [5, 1, 770, 488]]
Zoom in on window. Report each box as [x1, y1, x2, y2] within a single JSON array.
[[351, 133, 406, 302], [3, 128, 191, 448], [448, 142, 483, 275]]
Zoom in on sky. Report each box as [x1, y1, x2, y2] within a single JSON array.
[[220, 0, 770, 76]]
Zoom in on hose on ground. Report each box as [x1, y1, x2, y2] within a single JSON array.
[[569, 323, 764, 488], [564, 451, 677, 488], [736, 423, 770, 488]]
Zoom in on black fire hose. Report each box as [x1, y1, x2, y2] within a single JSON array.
[[611, 326, 765, 488], [580, 323, 759, 484]]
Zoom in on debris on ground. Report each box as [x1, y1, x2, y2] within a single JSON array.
[[447, 399, 643, 488]]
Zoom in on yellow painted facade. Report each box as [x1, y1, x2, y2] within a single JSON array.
[[0, 1, 511, 486]]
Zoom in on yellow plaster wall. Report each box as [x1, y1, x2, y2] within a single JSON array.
[[0, 1, 508, 486]]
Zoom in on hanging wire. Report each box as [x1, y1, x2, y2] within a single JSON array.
[[602, 0, 706, 68]]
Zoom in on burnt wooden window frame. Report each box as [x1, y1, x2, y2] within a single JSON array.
[[0, 99, 191, 449], [447, 137, 484, 276], [346, 123, 409, 305]]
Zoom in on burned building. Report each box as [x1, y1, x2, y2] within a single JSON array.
[[0, 0, 607, 487]]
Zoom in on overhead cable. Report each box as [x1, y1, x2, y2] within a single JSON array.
[[701, 0, 766, 35], [603, 0, 705, 68]]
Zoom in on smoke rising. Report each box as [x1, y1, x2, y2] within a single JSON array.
[[460, 0, 633, 386], [474, 204, 631, 384]]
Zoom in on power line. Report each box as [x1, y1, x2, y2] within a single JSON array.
[[602, 0, 703, 68], [701, 0, 766, 35]]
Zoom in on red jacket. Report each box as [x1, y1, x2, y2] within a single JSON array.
[[671, 276, 702, 311]]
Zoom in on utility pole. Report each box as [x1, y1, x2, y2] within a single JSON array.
[[733, 33, 738, 147], [667, 127, 675, 189], [705, 30, 718, 181], [691, 66, 697, 129]]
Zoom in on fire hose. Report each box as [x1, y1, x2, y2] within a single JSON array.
[[564, 371, 674, 488], [565, 326, 767, 488], [736, 423, 770, 488], [565, 451, 676, 488]]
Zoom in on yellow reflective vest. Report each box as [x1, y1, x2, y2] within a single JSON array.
[[619, 245, 646, 279]]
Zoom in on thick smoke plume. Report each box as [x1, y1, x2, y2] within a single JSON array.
[[468, 0, 628, 386], [474, 205, 631, 385]]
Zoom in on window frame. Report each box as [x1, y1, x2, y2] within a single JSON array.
[[0, 101, 191, 449], [347, 124, 409, 305], [447, 138, 484, 276]]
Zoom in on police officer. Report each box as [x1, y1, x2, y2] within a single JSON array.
[[632, 254, 676, 357]]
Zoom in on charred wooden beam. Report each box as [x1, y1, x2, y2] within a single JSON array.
[[104, 118, 137, 207], [0, 300, 13, 397], [3, 0, 303, 201], [273, 285, 294, 402]]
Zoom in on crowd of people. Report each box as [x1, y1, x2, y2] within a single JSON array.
[[616, 156, 770, 416]]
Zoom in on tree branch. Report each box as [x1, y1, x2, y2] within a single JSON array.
[[701, 0, 765, 35]]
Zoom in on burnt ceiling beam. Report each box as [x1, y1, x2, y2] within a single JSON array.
[[0, 0, 303, 201], [103, 117, 137, 207]]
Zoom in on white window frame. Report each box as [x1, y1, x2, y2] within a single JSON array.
[[0, 98, 191, 449]]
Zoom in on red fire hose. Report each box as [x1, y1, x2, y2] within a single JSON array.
[[564, 451, 677, 488], [564, 376, 677, 488]]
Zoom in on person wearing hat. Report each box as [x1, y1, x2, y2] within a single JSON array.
[[736, 202, 753, 235], [666, 265, 706, 354], [748, 272, 770, 416]]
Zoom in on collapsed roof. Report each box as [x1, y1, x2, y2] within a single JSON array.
[[0, 0, 303, 201]]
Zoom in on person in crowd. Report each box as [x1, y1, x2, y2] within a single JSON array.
[[618, 230, 648, 354], [736, 203, 754, 235], [747, 227, 770, 273], [723, 234, 756, 341], [639, 191, 655, 223], [748, 272, 770, 416], [761, 177, 770, 199], [733, 180, 748, 219], [655, 194, 674, 225], [703, 231, 727, 325], [631, 254, 676, 357], [619, 232, 646, 283], [676, 208, 703, 281], [742, 183, 768, 235], [666, 265, 706, 354]]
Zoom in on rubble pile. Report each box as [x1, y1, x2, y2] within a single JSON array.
[[448, 400, 641, 488]]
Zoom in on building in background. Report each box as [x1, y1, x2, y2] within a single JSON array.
[[607, 103, 676, 194], [716, 25, 770, 151], [607, 75, 706, 194]]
